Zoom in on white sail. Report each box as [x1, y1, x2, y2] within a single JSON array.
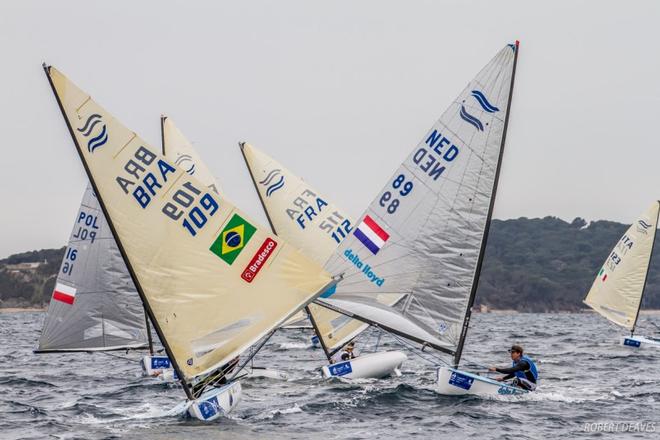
[[161, 115, 222, 195], [37, 185, 148, 352], [321, 43, 519, 361], [44, 65, 333, 385], [584, 202, 659, 331], [240, 143, 404, 354]]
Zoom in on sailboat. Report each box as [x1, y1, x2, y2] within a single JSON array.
[[43, 64, 336, 420], [162, 117, 290, 381], [584, 202, 660, 349], [240, 142, 407, 378], [138, 115, 227, 377], [317, 42, 525, 396], [35, 184, 150, 354], [37, 116, 221, 379]]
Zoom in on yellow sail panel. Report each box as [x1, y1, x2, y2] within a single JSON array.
[[241, 142, 350, 262], [584, 202, 659, 331], [241, 143, 404, 353], [47, 66, 332, 381], [161, 116, 222, 195]]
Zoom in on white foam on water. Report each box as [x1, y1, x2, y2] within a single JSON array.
[[278, 342, 311, 350], [254, 403, 304, 420]]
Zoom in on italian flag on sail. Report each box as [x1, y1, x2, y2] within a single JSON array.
[[52, 283, 77, 305], [598, 268, 607, 282]]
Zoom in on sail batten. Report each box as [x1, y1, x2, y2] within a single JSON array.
[[323, 44, 519, 363], [584, 202, 660, 332], [44, 66, 332, 395]]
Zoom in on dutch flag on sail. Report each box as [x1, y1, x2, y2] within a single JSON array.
[[354, 215, 390, 255], [52, 282, 77, 305]]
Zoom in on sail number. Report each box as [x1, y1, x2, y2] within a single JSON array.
[[320, 212, 352, 244], [287, 189, 352, 244], [606, 251, 622, 272], [379, 174, 413, 214], [162, 181, 219, 237], [61, 247, 77, 275]]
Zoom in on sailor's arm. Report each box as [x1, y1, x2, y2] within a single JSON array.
[[493, 360, 528, 375]]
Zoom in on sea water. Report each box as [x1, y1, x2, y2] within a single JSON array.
[[1, 312, 658, 439]]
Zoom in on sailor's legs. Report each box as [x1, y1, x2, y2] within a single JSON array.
[[512, 377, 537, 391]]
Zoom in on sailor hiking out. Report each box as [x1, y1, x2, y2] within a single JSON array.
[[489, 344, 538, 391], [334, 341, 357, 363]]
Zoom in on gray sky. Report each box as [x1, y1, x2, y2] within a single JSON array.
[[1, 0, 659, 257]]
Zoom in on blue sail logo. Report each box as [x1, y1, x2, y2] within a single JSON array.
[[471, 90, 500, 113], [77, 114, 108, 153], [637, 219, 652, 235], [459, 105, 484, 131], [174, 154, 196, 175], [459, 90, 500, 132], [259, 169, 285, 197]]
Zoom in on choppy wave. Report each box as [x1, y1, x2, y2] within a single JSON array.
[[2, 312, 659, 439]]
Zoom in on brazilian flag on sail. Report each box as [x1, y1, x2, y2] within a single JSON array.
[[210, 213, 256, 265]]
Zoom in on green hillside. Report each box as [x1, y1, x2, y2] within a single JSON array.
[[1, 217, 658, 311]]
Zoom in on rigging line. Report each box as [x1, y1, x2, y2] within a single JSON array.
[[456, 356, 493, 372], [386, 330, 451, 367], [228, 329, 278, 382], [374, 329, 383, 352], [98, 350, 139, 361], [192, 328, 277, 399]]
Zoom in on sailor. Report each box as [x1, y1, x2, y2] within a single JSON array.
[[488, 344, 538, 391], [217, 356, 240, 384], [335, 341, 357, 362]]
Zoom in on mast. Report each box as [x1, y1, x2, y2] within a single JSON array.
[[160, 114, 167, 156], [151, 113, 165, 358], [43, 64, 193, 400], [631, 200, 660, 335], [306, 305, 333, 361], [144, 309, 154, 355], [453, 40, 520, 367], [238, 142, 278, 234]]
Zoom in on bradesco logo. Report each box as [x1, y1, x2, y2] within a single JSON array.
[[241, 237, 278, 283]]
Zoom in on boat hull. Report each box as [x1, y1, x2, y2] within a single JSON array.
[[436, 366, 528, 396], [620, 335, 660, 349], [321, 351, 406, 379], [186, 381, 242, 421]]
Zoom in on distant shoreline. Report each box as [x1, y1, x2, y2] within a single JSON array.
[[0, 307, 46, 313]]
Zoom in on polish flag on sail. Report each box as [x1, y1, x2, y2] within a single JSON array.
[[354, 215, 390, 255], [52, 283, 77, 305]]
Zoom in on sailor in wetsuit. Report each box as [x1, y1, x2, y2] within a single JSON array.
[[488, 344, 538, 391], [333, 341, 357, 363]]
